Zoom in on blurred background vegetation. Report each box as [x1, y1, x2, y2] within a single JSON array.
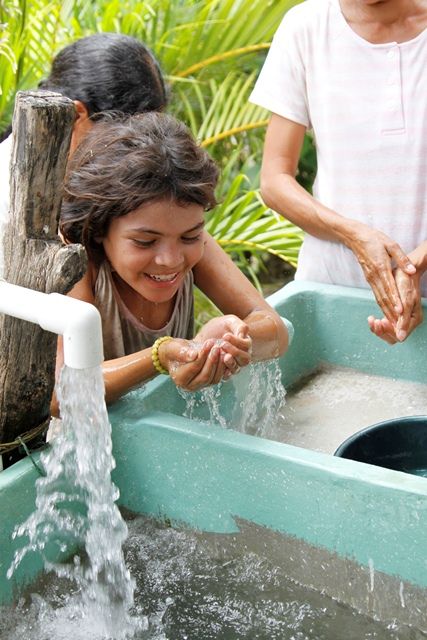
[[0, 0, 316, 322]]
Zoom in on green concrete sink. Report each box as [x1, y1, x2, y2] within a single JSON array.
[[2, 281, 427, 630]]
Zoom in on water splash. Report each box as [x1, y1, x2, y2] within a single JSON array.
[[179, 383, 228, 429], [0, 515, 424, 640], [368, 558, 375, 593], [399, 582, 405, 608], [8, 365, 142, 639], [178, 360, 287, 437], [235, 361, 287, 438]]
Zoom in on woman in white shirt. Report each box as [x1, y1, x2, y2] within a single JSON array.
[[250, 0, 427, 344]]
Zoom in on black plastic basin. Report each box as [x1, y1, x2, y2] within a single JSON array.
[[334, 416, 427, 477]]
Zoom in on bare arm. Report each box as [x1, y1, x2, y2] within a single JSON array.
[[261, 114, 415, 322], [50, 267, 205, 414], [193, 233, 289, 360], [51, 230, 288, 415], [261, 115, 354, 242], [50, 262, 243, 414]]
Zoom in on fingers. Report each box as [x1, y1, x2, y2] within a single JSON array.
[[170, 335, 250, 390], [393, 269, 422, 340], [394, 294, 412, 340], [367, 315, 398, 345], [395, 316, 407, 343], [228, 317, 249, 339], [367, 304, 423, 345], [358, 246, 401, 319], [222, 351, 243, 373], [208, 345, 227, 385], [354, 232, 409, 320], [171, 342, 225, 391], [401, 301, 423, 339], [388, 243, 416, 276], [222, 332, 251, 347], [194, 315, 249, 344], [367, 270, 402, 322], [377, 242, 414, 317], [168, 328, 253, 392], [163, 338, 199, 367], [220, 337, 252, 368]]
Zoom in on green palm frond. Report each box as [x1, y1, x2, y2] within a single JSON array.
[[69, 0, 299, 76], [176, 43, 270, 78], [193, 287, 222, 331], [0, 0, 73, 129], [175, 72, 269, 147], [207, 175, 304, 268], [159, 0, 301, 76]]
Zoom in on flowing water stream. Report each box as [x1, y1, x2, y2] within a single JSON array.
[[6, 365, 142, 639]]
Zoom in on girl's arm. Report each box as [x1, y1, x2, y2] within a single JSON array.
[[193, 233, 289, 361], [51, 265, 229, 415], [51, 234, 289, 416]]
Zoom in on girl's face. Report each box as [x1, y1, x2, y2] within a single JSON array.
[[101, 198, 206, 303]]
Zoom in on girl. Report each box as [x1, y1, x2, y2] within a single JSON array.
[[55, 112, 288, 407]]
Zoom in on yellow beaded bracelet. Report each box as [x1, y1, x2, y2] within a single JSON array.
[[151, 336, 173, 375]]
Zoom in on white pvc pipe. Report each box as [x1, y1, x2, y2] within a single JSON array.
[[0, 281, 104, 369], [280, 316, 294, 345]]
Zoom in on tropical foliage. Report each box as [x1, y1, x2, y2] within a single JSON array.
[[0, 0, 314, 301]]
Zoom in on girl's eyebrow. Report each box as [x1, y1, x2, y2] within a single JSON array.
[[129, 221, 205, 235]]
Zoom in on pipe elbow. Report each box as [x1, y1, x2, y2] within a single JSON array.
[[0, 282, 104, 370], [41, 294, 104, 369]]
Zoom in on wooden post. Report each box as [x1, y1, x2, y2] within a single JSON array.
[[0, 91, 87, 445]]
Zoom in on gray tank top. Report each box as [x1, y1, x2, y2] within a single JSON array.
[[94, 262, 195, 360]]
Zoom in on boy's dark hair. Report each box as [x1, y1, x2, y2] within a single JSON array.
[[38, 32, 167, 117], [60, 112, 219, 262]]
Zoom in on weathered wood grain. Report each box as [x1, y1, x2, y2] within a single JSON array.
[[0, 91, 87, 444]]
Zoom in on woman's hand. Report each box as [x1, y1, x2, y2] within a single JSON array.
[[348, 222, 416, 323], [367, 268, 423, 344]]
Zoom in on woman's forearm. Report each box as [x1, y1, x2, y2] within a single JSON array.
[[260, 115, 362, 249], [261, 170, 362, 249]]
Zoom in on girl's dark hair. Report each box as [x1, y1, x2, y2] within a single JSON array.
[[60, 112, 219, 262], [38, 33, 167, 117]]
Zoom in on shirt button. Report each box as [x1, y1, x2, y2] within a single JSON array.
[[387, 49, 395, 59]]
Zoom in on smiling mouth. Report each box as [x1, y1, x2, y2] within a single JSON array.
[[146, 272, 179, 283]]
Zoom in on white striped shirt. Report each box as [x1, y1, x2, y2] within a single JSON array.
[[250, 0, 427, 293]]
